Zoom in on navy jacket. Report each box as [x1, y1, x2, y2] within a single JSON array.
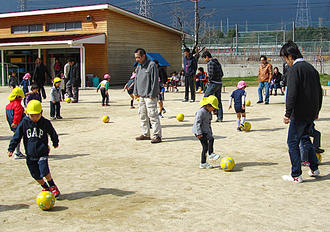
[[8, 116, 59, 159], [183, 54, 197, 77]]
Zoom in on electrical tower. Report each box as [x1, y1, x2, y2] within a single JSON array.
[[295, 0, 312, 27], [137, 0, 152, 19], [18, 0, 27, 11]]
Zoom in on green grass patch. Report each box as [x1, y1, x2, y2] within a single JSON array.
[[222, 74, 330, 87]]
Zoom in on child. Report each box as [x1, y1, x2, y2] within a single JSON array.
[[167, 72, 179, 92], [96, 74, 111, 106], [7, 100, 60, 197], [158, 76, 166, 118], [50, 77, 62, 120], [26, 84, 41, 104], [192, 95, 221, 169], [20, 73, 31, 106], [8, 71, 19, 88], [229, 81, 247, 131], [6, 88, 26, 159], [123, 70, 136, 109]]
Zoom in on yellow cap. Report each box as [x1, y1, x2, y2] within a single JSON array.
[[8, 88, 25, 101], [199, 95, 219, 109], [53, 77, 61, 85], [26, 100, 42, 114]]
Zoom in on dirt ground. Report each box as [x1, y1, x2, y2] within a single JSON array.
[[0, 86, 329, 232]]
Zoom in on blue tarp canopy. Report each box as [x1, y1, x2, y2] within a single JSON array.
[[146, 53, 170, 66]]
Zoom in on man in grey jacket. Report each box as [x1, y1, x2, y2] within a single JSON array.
[[133, 48, 162, 143]]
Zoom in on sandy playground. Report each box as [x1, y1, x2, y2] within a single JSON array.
[[0, 85, 329, 232]]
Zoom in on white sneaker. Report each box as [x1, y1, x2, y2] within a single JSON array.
[[200, 163, 213, 169], [209, 153, 221, 161], [282, 175, 303, 183], [14, 153, 26, 159], [50, 117, 56, 120], [308, 169, 320, 177]]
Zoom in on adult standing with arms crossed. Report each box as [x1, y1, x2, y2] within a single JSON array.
[[201, 51, 224, 122], [257, 55, 272, 104], [183, 48, 197, 102], [281, 41, 323, 183], [134, 48, 162, 144]]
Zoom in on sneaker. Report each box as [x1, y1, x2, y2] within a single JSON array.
[[56, 116, 63, 119], [135, 135, 151, 140], [200, 163, 214, 169], [190, 100, 195, 103], [301, 161, 310, 166], [105, 104, 110, 106], [42, 188, 50, 192], [50, 117, 56, 120], [315, 148, 325, 153], [182, 99, 188, 102], [162, 108, 166, 114], [159, 113, 164, 118], [151, 136, 162, 144], [71, 100, 78, 103], [282, 175, 303, 183], [257, 101, 263, 104], [308, 169, 320, 177], [14, 153, 26, 159], [49, 185, 60, 198], [130, 106, 135, 109], [209, 153, 220, 161], [237, 127, 242, 131], [265, 102, 269, 105]]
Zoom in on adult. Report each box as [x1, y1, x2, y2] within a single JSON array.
[[257, 55, 272, 104], [183, 48, 197, 102], [54, 59, 61, 77], [62, 59, 71, 99], [201, 51, 224, 122], [269, 67, 283, 95], [281, 41, 322, 183], [32, 58, 49, 101], [133, 48, 162, 144], [281, 62, 290, 97], [66, 58, 80, 103]]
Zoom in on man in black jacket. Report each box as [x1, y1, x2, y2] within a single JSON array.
[[202, 51, 224, 122], [183, 48, 197, 102], [32, 58, 50, 101], [280, 41, 322, 183], [66, 58, 81, 103]]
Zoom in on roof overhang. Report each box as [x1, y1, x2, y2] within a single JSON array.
[[0, 4, 186, 36], [0, 34, 105, 47]]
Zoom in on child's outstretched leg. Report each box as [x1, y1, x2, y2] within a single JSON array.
[[45, 173, 60, 198], [158, 100, 164, 118], [129, 94, 135, 109], [198, 134, 213, 169], [241, 112, 246, 127], [14, 142, 25, 159], [236, 113, 242, 131]]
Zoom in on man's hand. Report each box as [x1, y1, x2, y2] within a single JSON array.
[[8, 152, 13, 157], [11, 123, 17, 129], [242, 105, 245, 110], [197, 134, 203, 139], [315, 115, 319, 120], [52, 100, 56, 104], [54, 145, 59, 149], [283, 116, 290, 124], [150, 97, 155, 100]]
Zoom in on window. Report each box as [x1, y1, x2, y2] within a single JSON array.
[[46, 21, 82, 31], [11, 24, 43, 34]]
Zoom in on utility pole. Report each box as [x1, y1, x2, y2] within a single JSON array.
[[235, 24, 238, 56], [227, 17, 229, 34], [220, 19, 223, 32], [283, 24, 286, 43], [137, 0, 152, 19], [293, 21, 295, 42], [295, 0, 312, 27], [245, 20, 248, 32], [194, 0, 199, 46], [18, 0, 27, 11]]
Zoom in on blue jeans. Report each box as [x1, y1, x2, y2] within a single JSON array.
[[287, 120, 318, 177], [258, 82, 270, 103], [204, 82, 223, 120]]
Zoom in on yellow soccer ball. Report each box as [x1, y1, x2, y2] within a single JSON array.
[[220, 157, 235, 171], [136, 98, 140, 102], [65, 97, 71, 103], [102, 115, 110, 123], [176, 113, 184, 122], [36, 191, 55, 211], [316, 153, 322, 164], [246, 100, 251, 106], [243, 121, 251, 131]]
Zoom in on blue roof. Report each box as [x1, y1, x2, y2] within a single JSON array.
[[146, 53, 170, 66]]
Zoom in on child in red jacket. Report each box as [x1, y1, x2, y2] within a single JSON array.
[[6, 88, 26, 159]]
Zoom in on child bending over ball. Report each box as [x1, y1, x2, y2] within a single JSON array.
[[97, 74, 111, 106], [192, 95, 221, 169], [229, 81, 247, 131], [7, 100, 61, 198]]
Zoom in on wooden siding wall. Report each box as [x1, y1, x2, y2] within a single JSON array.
[[107, 11, 182, 85], [85, 44, 108, 79]]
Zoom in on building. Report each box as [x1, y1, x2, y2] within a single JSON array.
[[0, 3, 183, 86]]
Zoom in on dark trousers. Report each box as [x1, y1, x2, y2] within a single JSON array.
[[184, 75, 195, 101], [37, 85, 46, 101], [101, 88, 109, 105], [204, 82, 223, 121], [299, 125, 321, 161], [50, 101, 61, 117], [287, 120, 318, 177], [198, 134, 214, 163]]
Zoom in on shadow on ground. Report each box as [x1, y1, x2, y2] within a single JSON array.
[[163, 135, 226, 143], [162, 123, 193, 128], [0, 204, 29, 212], [252, 128, 285, 132], [59, 188, 135, 201], [303, 173, 330, 183], [0, 136, 12, 141], [215, 162, 278, 172], [49, 154, 89, 160], [317, 118, 330, 121]]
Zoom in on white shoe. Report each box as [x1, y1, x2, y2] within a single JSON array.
[[14, 153, 26, 159], [200, 163, 213, 169], [282, 175, 303, 183], [209, 153, 221, 161], [308, 169, 320, 177], [50, 117, 56, 120]]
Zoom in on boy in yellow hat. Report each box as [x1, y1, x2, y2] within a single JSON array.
[[8, 100, 61, 197], [6, 88, 26, 159], [50, 77, 62, 120], [192, 95, 221, 169]]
